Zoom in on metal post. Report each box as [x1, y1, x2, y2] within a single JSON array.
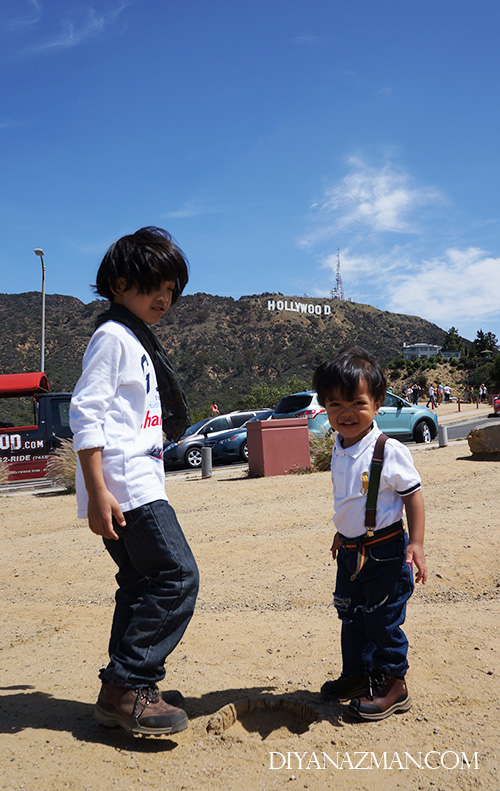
[[438, 424, 448, 447], [34, 249, 46, 372], [201, 446, 212, 478]]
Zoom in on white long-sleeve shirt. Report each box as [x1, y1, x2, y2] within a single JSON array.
[[70, 320, 167, 518]]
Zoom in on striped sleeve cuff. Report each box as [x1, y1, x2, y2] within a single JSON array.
[[397, 482, 421, 496]]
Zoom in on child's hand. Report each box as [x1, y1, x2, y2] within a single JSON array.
[[403, 489, 426, 583], [87, 488, 126, 540], [330, 532, 342, 560], [406, 542, 427, 584]]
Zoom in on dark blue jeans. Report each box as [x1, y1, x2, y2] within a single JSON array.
[[101, 500, 199, 688], [333, 532, 414, 679]]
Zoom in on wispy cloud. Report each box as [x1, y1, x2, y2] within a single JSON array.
[[166, 201, 215, 220], [3, 0, 42, 32], [311, 244, 500, 338], [386, 247, 500, 330], [321, 248, 400, 281], [165, 195, 275, 218], [312, 246, 407, 303], [298, 155, 500, 337], [299, 156, 445, 248], [0, 118, 30, 129], [327, 156, 443, 233], [18, 3, 131, 57], [376, 85, 393, 99]]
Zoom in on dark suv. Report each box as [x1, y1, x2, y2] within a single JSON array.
[[163, 410, 267, 469]]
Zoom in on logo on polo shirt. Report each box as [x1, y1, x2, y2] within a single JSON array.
[[361, 472, 369, 496]]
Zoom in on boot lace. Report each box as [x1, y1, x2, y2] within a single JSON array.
[[368, 671, 387, 700], [132, 684, 160, 722]]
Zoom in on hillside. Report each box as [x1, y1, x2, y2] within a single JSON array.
[[0, 291, 451, 416]]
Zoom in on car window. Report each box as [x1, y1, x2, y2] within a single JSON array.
[[51, 398, 71, 428], [247, 409, 274, 423], [382, 394, 405, 408], [184, 419, 210, 437], [230, 413, 255, 428], [275, 394, 313, 413], [203, 416, 230, 433]]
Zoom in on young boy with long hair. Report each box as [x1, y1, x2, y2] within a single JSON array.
[[70, 227, 199, 735]]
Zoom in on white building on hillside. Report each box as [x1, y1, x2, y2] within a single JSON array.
[[402, 342, 461, 360]]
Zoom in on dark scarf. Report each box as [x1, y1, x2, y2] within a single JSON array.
[[95, 302, 190, 441]]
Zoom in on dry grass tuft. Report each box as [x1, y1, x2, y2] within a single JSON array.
[[308, 430, 336, 472], [287, 430, 336, 475], [0, 463, 9, 486], [46, 439, 77, 493]]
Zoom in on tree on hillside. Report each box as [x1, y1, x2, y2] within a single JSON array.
[[441, 326, 462, 351], [472, 329, 499, 356], [489, 354, 500, 389]]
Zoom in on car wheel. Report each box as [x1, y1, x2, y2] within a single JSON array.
[[414, 420, 432, 443], [185, 447, 203, 468], [240, 441, 249, 461]]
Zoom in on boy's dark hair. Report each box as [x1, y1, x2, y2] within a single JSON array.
[[313, 345, 387, 406], [94, 227, 189, 304]]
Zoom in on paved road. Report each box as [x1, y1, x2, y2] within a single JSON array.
[[165, 461, 247, 478], [443, 416, 497, 441]]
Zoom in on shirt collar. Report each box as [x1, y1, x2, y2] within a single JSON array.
[[333, 422, 381, 459]]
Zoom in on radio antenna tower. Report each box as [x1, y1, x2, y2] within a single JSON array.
[[330, 249, 345, 300]]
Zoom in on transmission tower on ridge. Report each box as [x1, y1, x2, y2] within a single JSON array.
[[330, 249, 345, 300]]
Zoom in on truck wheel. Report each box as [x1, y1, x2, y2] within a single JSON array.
[[240, 441, 249, 461], [414, 420, 432, 443], [185, 447, 203, 468]]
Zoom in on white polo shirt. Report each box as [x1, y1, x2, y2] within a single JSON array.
[[331, 424, 421, 538]]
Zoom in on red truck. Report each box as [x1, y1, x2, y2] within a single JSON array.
[[0, 372, 72, 483]]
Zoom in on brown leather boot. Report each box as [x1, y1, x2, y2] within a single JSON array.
[[348, 674, 411, 721], [321, 673, 369, 702], [95, 682, 188, 735]]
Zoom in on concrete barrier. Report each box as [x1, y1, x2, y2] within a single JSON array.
[[247, 418, 310, 477]]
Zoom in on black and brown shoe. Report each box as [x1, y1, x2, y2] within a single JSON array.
[[321, 673, 369, 702], [348, 674, 411, 721], [95, 682, 188, 735], [161, 689, 185, 708]]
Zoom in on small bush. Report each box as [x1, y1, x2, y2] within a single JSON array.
[[46, 439, 77, 493], [288, 465, 312, 475]]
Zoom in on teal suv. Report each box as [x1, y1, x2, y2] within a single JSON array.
[[375, 392, 438, 443], [273, 390, 437, 444]]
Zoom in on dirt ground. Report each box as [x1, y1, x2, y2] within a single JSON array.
[[1, 432, 499, 791]]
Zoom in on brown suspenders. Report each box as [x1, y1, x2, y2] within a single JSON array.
[[339, 433, 403, 581]]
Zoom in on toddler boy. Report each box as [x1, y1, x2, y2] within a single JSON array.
[[313, 346, 426, 720]]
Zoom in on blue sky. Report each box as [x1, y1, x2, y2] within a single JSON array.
[[2, 0, 500, 344]]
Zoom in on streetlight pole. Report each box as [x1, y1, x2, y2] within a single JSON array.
[[34, 249, 46, 372]]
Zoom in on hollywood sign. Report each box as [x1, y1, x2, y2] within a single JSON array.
[[267, 299, 331, 316]]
